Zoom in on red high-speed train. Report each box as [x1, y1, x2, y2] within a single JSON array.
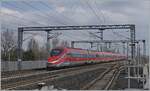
[[47, 47, 126, 69]]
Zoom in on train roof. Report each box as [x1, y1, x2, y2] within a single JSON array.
[[53, 47, 121, 54]]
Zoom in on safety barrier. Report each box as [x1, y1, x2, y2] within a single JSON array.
[[1, 60, 47, 71]]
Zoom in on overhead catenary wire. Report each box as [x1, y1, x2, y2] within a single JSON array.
[[4, 1, 93, 39], [3, 0, 131, 47], [25, 0, 90, 38], [77, 0, 104, 40], [21, 1, 66, 25], [83, 0, 105, 40], [5, 0, 90, 41], [39, 1, 79, 25], [39, 1, 90, 37], [85, 0, 103, 24], [3, 2, 89, 39], [2, 12, 46, 26], [2, 3, 49, 26], [85, 0, 130, 52], [93, 0, 106, 24], [93, 0, 130, 40], [78, 0, 94, 23]]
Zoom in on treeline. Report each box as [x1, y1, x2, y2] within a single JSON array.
[[22, 38, 48, 61], [1, 30, 69, 61]]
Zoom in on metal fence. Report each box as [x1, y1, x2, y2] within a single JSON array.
[[1, 60, 47, 71]]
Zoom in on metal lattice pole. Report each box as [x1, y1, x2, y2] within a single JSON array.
[[90, 42, 93, 49], [71, 41, 74, 48], [142, 40, 146, 88], [122, 42, 126, 72], [137, 43, 140, 84], [128, 65, 131, 88], [128, 25, 136, 89], [108, 42, 111, 48], [17, 28, 23, 70], [122, 42, 125, 54], [130, 25, 136, 64], [99, 29, 103, 51], [47, 31, 51, 56], [142, 40, 146, 64]]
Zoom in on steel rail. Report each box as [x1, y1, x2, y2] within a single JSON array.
[[4, 66, 106, 90], [2, 62, 116, 90], [2, 62, 111, 81], [104, 66, 124, 90], [81, 64, 119, 90]]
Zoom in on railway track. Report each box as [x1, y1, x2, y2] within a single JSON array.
[[104, 66, 124, 90], [81, 63, 123, 90], [1, 62, 121, 90], [1, 69, 47, 79]]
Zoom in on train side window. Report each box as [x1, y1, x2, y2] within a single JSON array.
[[77, 54, 81, 57], [70, 53, 76, 57], [74, 54, 78, 57], [67, 53, 72, 57]]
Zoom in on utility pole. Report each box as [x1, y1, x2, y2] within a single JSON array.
[[108, 42, 111, 48], [122, 42, 125, 54], [47, 31, 51, 56], [71, 41, 74, 48], [98, 29, 104, 51], [90, 42, 93, 49], [128, 25, 136, 89], [17, 28, 23, 70], [142, 40, 146, 64]]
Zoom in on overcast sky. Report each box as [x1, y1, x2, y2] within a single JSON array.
[[1, 0, 150, 54]]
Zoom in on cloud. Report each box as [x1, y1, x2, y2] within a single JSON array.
[[56, 5, 65, 13], [101, 10, 129, 24], [1, 0, 149, 52], [1, 7, 22, 17]]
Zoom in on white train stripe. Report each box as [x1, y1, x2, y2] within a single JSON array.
[[50, 54, 66, 63]]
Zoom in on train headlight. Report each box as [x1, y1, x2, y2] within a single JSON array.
[[50, 60, 60, 63]]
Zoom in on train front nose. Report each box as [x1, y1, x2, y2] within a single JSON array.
[[47, 48, 64, 69], [47, 57, 57, 67]]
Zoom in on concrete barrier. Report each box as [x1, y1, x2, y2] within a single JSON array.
[[1, 60, 47, 72]]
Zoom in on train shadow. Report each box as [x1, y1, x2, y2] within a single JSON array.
[[46, 61, 116, 71]]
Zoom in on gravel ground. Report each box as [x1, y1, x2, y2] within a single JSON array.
[[112, 69, 144, 90], [1, 69, 46, 78]]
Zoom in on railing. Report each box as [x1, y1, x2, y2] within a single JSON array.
[[1, 60, 47, 72]]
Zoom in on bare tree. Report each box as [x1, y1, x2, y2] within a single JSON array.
[[24, 38, 40, 60], [60, 40, 69, 47], [27, 38, 39, 52], [52, 38, 59, 48], [39, 44, 48, 60], [1, 29, 17, 61]]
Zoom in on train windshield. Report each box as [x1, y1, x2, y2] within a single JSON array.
[[50, 49, 62, 56]]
